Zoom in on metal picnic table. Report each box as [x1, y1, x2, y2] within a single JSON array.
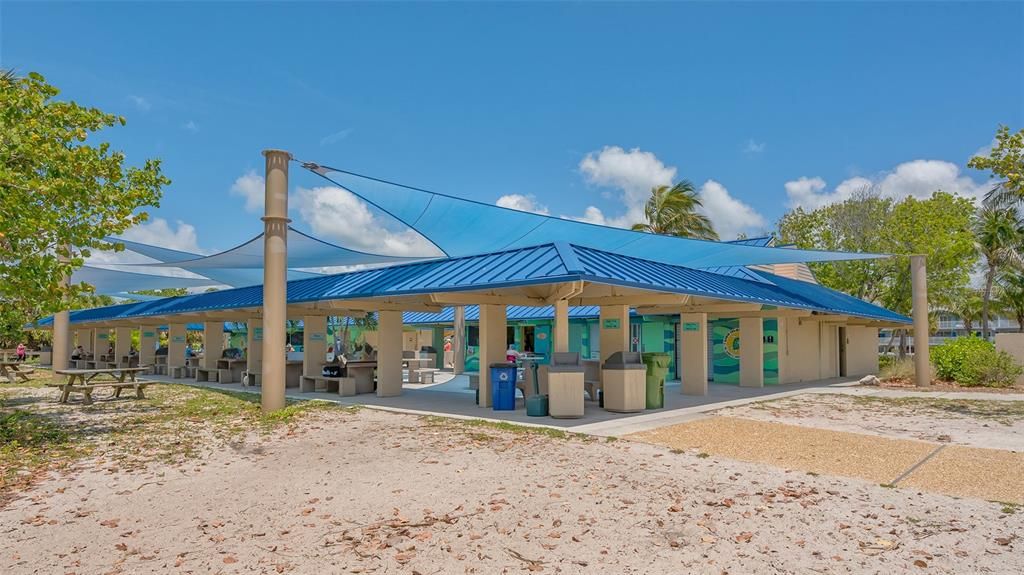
[[52, 366, 152, 405]]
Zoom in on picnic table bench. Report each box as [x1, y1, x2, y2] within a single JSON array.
[[0, 361, 34, 383], [52, 367, 152, 405]]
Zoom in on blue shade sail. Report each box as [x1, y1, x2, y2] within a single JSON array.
[[110, 227, 429, 270], [70, 266, 219, 294], [307, 165, 889, 268]]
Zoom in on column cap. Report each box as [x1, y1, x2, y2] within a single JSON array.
[[262, 149, 294, 160]]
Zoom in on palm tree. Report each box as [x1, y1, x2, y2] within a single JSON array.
[[975, 205, 1024, 339], [631, 182, 718, 240], [943, 289, 983, 335], [996, 272, 1024, 333]]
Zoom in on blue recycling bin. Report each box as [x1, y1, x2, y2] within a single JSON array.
[[490, 362, 517, 411]]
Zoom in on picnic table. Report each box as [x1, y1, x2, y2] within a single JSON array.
[[52, 366, 152, 405], [0, 361, 34, 383], [403, 357, 433, 383]]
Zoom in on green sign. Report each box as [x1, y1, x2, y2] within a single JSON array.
[[310, 332, 326, 342], [171, 335, 186, 344], [254, 327, 263, 342], [142, 331, 156, 338], [683, 322, 700, 332], [97, 333, 109, 340], [602, 318, 620, 329]]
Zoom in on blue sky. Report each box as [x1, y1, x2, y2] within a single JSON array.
[[3, 1, 1023, 254]]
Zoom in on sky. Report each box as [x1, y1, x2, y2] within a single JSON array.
[[3, 1, 1023, 258]]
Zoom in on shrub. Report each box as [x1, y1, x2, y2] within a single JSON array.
[[931, 336, 1023, 387], [879, 357, 916, 381]]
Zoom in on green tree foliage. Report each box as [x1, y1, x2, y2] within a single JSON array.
[[631, 182, 718, 240], [941, 288, 983, 334], [778, 191, 977, 318], [996, 272, 1024, 333], [973, 205, 1024, 338], [969, 125, 1024, 207], [931, 336, 1022, 387], [0, 72, 169, 334]]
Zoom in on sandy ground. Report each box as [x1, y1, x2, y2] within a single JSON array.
[[2, 408, 1021, 575], [718, 393, 1024, 451]]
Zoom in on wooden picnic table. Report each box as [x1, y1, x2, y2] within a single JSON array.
[[0, 361, 34, 383], [52, 366, 152, 405]]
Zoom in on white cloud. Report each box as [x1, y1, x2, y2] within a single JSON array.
[[495, 194, 549, 215], [293, 186, 443, 257], [574, 145, 766, 238], [578, 146, 676, 228], [127, 95, 151, 111], [785, 159, 989, 210], [182, 120, 199, 133], [320, 128, 353, 146], [230, 170, 265, 213], [697, 180, 766, 240], [744, 139, 766, 154]]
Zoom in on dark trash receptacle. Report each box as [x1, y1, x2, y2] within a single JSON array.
[[490, 362, 517, 411], [641, 352, 671, 409]]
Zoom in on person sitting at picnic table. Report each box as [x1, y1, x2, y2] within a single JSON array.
[[107, 344, 114, 356], [70, 345, 85, 360], [16, 343, 26, 362]]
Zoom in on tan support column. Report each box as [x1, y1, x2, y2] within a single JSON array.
[[453, 306, 466, 374], [202, 322, 223, 368], [138, 326, 157, 370], [739, 317, 764, 388], [679, 313, 708, 395], [262, 149, 291, 411], [95, 328, 110, 356], [554, 300, 570, 353], [246, 319, 263, 378], [114, 326, 132, 367], [80, 328, 93, 354], [168, 323, 186, 370], [911, 255, 930, 387], [52, 311, 70, 369], [376, 310, 403, 397], [478, 304, 507, 407], [599, 305, 629, 362], [303, 315, 327, 377]]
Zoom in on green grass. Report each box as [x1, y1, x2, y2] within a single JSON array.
[[997, 501, 1020, 515], [696, 452, 711, 459], [0, 406, 79, 493]]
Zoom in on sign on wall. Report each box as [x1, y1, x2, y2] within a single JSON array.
[[171, 335, 186, 344], [97, 333, 109, 340], [254, 327, 263, 342], [142, 331, 156, 339], [310, 333, 326, 342], [682, 322, 700, 332], [602, 318, 620, 329]]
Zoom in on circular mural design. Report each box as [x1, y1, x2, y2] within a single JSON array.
[[723, 328, 741, 359]]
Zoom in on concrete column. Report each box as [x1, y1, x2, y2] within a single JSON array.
[[138, 326, 157, 368], [167, 323, 186, 369], [554, 299, 570, 353], [262, 149, 291, 411], [739, 317, 764, 388], [80, 328, 94, 354], [911, 255, 930, 387], [246, 319, 263, 376], [302, 315, 327, 377], [202, 322, 223, 368], [94, 328, 110, 356], [52, 311, 70, 369], [376, 310, 403, 397], [776, 318, 788, 384], [478, 304, 507, 407], [453, 306, 466, 374], [114, 326, 132, 366], [599, 305, 629, 362], [679, 313, 708, 395]]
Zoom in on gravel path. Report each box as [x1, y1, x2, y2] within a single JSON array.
[[1, 408, 1020, 574]]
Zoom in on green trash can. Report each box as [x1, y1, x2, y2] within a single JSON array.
[[641, 352, 671, 409]]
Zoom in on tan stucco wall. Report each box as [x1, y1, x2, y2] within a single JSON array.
[[995, 333, 1024, 386], [845, 326, 879, 377], [780, 319, 822, 383], [819, 324, 839, 379]]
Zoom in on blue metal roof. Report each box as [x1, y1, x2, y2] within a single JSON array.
[[45, 242, 909, 326]]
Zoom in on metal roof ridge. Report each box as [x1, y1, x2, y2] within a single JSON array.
[[554, 242, 585, 274]]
